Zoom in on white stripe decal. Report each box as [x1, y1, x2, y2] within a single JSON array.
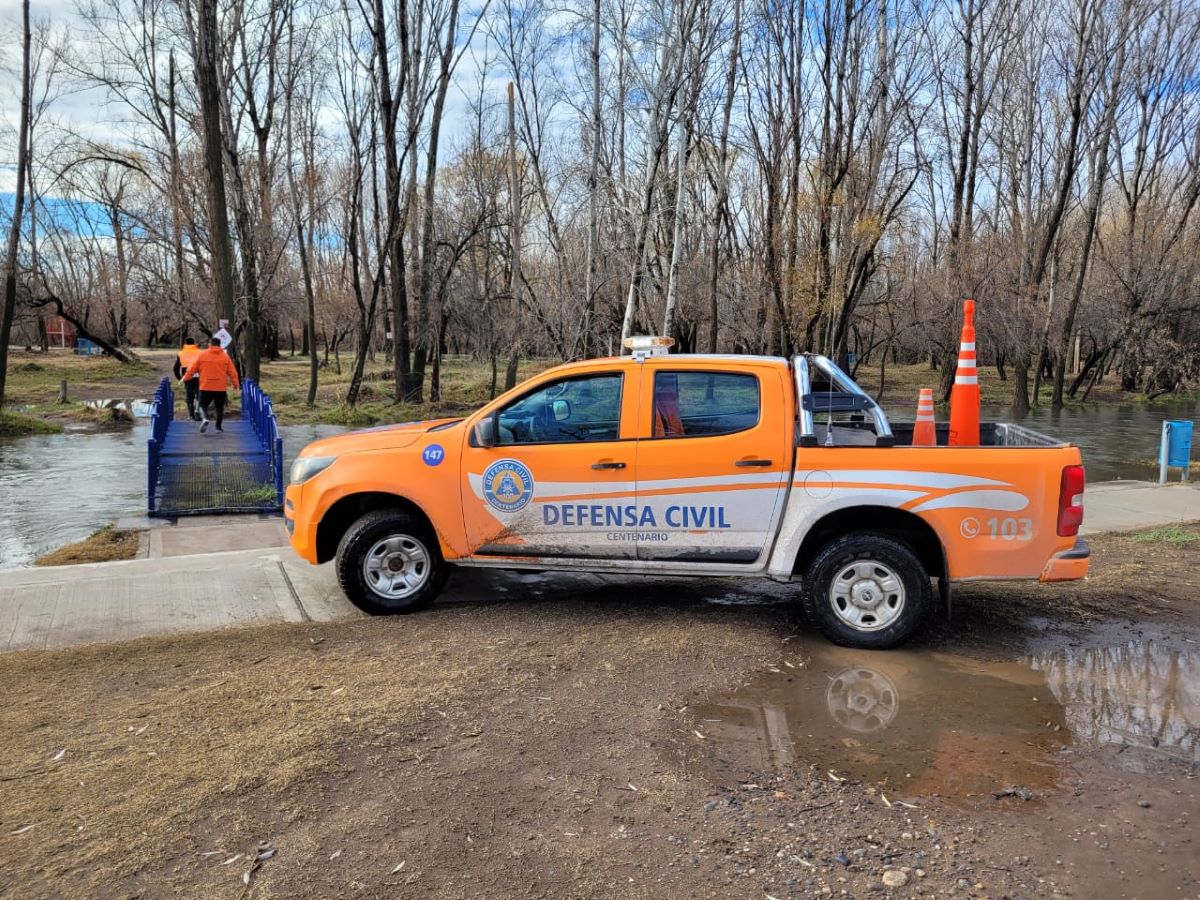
[[954, 376, 978, 385], [635, 471, 785, 492], [798, 470, 1009, 489], [810, 487, 927, 505], [960, 342, 975, 351], [468, 470, 784, 501], [911, 490, 1029, 513]]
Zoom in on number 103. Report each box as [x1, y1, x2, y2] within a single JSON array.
[[987, 517, 1034, 540]]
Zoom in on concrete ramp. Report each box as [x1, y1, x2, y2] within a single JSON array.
[[0, 550, 360, 653]]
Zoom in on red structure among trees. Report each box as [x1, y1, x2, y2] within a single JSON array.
[[45, 316, 75, 349]]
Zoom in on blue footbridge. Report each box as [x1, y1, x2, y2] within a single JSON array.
[[147, 377, 284, 516]]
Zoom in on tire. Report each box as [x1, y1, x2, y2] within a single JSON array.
[[800, 533, 932, 649], [335, 509, 449, 615]]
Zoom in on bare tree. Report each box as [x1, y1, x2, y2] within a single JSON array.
[[0, 0, 32, 408]]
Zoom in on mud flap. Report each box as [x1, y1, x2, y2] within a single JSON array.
[[939, 558, 952, 620]]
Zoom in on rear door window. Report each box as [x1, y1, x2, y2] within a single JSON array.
[[652, 371, 760, 438]]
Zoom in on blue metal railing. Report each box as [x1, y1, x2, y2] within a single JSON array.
[[241, 379, 285, 506], [147, 376, 174, 513]]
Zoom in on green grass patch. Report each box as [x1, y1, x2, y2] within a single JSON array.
[[321, 404, 380, 427], [240, 484, 279, 504], [0, 410, 62, 437], [1131, 525, 1200, 545]]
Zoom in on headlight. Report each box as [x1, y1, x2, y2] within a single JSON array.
[[290, 455, 337, 485]]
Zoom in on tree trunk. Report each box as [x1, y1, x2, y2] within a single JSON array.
[[661, 121, 692, 338], [705, 0, 740, 354], [0, 0, 32, 408], [504, 82, 522, 391], [410, 0, 463, 401], [582, 0, 601, 359], [190, 0, 238, 345]]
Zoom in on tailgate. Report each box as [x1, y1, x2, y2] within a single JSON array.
[[927, 445, 1084, 580]]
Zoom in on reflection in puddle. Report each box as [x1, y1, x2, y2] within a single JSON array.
[[1031, 641, 1200, 764], [82, 398, 153, 418], [694, 636, 1198, 802]]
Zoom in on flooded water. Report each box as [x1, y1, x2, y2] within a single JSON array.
[[693, 628, 1199, 803], [0, 423, 346, 569], [881, 396, 1199, 482], [982, 398, 1200, 482]]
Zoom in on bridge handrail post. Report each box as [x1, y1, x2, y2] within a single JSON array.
[[147, 376, 174, 514], [274, 435, 284, 505], [148, 437, 158, 513]]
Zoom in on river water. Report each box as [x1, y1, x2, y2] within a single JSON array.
[[0, 398, 1195, 570], [0, 423, 344, 569]]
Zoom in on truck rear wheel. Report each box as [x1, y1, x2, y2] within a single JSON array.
[[800, 534, 931, 649], [335, 510, 449, 615]]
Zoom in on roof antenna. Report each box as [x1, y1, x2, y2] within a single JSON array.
[[824, 359, 835, 446]]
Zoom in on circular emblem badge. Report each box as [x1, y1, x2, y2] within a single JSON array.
[[483, 459, 535, 513], [422, 444, 445, 466]]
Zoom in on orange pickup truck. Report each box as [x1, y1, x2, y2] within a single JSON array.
[[285, 343, 1088, 648]]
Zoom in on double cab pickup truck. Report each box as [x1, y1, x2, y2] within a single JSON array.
[[285, 343, 1088, 648]]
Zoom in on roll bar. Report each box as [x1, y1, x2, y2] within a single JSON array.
[[793, 353, 895, 448]]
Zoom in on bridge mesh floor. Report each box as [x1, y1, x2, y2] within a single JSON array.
[[155, 419, 277, 515]]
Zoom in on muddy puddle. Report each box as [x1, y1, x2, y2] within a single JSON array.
[[693, 626, 1199, 804]]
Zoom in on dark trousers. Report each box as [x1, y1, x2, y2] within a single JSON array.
[[199, 391, 228, 429], [184, 378, 200, 419]]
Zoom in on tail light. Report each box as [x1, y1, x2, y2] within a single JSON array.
[[1057, 465, 1085, 536]]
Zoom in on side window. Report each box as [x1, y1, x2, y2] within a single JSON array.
[[496, 373, 623, 445], [653, 371, 760, 438]]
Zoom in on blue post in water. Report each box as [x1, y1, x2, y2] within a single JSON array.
[[1159, 420, 1194, 483]]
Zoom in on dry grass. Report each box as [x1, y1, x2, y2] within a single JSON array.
[[33, 526, 141, 566], [0, 619, 503, 893], [0, 605, 784, 896], [868, 362, 1049, 407], [257, 354, 558, 425], [4, 351, 157, 406]]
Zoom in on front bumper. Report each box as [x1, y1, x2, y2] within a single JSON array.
[[1039, 538, 1090, 582], [284, 484, 318, 564]]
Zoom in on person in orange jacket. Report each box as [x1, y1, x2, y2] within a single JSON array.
[[172, 337, 203, 421], [182, 337, 241, 433]]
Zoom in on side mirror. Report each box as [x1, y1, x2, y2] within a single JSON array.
[[551, 398, 572, 423], [474, 416, 497, 448]]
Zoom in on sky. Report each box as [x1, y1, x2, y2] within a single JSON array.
[[0, 0, 526, 200]]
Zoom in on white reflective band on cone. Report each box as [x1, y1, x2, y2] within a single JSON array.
[[955, 375, 978, 385], [960, 342, 975, 351]]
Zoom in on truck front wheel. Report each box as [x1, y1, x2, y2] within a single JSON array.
[[800, 534, 932, 649], [335, 510, 449, 615]]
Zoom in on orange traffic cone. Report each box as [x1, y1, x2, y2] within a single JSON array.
[[913, 388, 937, 446], [948, 298, 980, 446]]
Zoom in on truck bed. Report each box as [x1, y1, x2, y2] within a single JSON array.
[[805, 421, 1066, 448]]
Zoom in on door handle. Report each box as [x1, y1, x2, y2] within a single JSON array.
[[591, 460, 627, 470], [735, 458, 773, 467]]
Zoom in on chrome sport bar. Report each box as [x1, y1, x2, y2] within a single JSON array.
[[793, 353, 894, 448]]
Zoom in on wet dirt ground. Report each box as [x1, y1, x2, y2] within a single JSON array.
[[0, 528, 1197, 899]]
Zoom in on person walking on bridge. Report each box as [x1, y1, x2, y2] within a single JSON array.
[[183, 338, 240, 433], [173, 337, 202, 421]]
